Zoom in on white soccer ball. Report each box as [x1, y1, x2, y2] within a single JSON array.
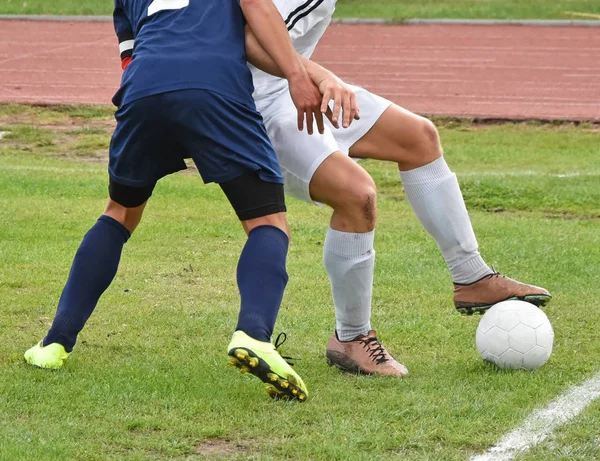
[[475, 300, 554, 370]]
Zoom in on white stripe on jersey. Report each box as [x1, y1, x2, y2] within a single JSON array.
[[251, 0, 336, 112]]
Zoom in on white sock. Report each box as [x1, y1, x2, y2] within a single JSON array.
[[399, 157, 492, 284], [323, 227, 374, 341]]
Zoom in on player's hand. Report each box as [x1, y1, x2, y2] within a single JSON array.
[[318, 76, 360, 129], [288, 72, 325, 135]]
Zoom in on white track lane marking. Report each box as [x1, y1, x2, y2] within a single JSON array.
[[470, 372, 600, 461]]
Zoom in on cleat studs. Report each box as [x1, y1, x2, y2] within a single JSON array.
[[280, 381, 289, 389], [268, 373, 278, 382], [240, 366, 250, 374], [266, 384, 281, 398], [299, 394, 306, 401], [292, 389, 298, 395], [248, 357, 259, 367], [235, 350, 247, 360]]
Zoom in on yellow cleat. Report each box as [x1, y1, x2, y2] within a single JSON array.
[[24, 341, 70, 369], [227, 331, 308, 402]]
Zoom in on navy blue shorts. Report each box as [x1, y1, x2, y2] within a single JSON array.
[[108, 89, 283, 187]]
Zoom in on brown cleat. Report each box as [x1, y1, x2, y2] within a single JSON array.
[[325, 330, 408, 376], [454, 272, 552, 315]]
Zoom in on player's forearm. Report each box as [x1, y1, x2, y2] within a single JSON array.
[[245, 26, 339, 86], [299, 56, 339, 87], [240, 0, 305, 81], [245, 25, 286, 78]]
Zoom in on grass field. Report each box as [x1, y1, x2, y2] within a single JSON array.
[[1, 0, 600, 20], [0, 104, 599, 460]]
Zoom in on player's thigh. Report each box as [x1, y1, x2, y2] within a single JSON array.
[[172, 90, 283, 186], [167, 90, 288, 231], [219, 171, 288, 236], [265, 109, 340, 204], [348, 100, 441, 169], [327, 85, 392, 155], [109, 94, 187, 189]]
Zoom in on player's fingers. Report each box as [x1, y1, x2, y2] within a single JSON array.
[[315, 108, 325, 135], [332, 92, 342, 129], [297, 109, 304, 132], [350, 92, 361, 120], [306, 109, 314, 135], [320, 88, 331, 114], [324, 106, 334, 125], [342, 91, 352, 128]]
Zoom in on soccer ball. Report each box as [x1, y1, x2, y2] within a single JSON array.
[[475, 300, 554, 370]]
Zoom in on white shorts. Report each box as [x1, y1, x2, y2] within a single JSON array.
[[260, 85, 392, 203]]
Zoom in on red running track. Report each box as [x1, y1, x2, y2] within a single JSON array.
[[0, 20, 599, 121]]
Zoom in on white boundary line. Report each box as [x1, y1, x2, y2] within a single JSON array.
[[0, 15, 599, 27], [470, 372, 600, 461]]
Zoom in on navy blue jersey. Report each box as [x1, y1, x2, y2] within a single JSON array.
[[112, 0, 255, 108]]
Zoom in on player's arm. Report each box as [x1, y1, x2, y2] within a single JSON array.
[[245, 26, 359, 129], [113, 0, 134, 70], [239, 0, 324, 135]]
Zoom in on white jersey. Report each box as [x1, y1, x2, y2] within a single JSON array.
[[250, 0, 337, 114]]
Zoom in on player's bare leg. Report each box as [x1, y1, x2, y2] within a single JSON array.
[[309, 152, 408, 376], [350, 104, 551, 314], [104, 198, 147, 233], [241, 211, 289, 237]]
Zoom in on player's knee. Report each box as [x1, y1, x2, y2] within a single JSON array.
[[104, 199, 146, 234], [342, 176, 377, 227], [421, 118, 441, 152], [242, 212, 290, 238], [106, 180, 153, 233], [411, 117, 442, 163], [394, 116, 442, 169]]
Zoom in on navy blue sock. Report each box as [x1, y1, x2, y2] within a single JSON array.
[[43, 215, 131, 351], [235, 225, 289, 342]]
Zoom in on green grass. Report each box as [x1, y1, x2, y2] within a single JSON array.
[[0, 104, 599, 460], [334, 0, 600, 21], [1, 0, 600, 20]]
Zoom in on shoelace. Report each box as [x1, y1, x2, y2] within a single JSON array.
[[359, 336, 389, 365], [488, 266, 504, 279], [274, 332, 299, 367]]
